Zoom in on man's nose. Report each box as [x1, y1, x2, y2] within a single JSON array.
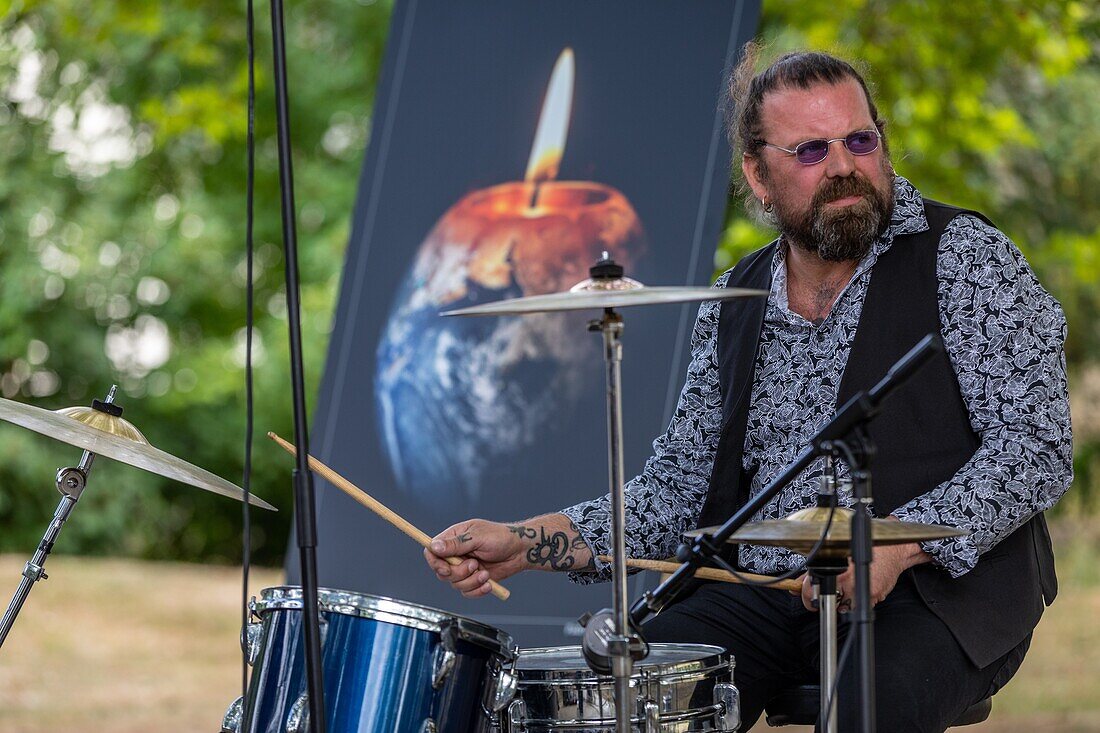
[[823, 139, 857, 177]]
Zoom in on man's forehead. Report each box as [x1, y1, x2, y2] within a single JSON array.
[[758, 78, 874, 141]]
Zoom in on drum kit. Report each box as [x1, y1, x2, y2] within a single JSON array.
[[0, 255, 965, 732]]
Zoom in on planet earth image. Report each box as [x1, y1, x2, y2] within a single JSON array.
[[375, 180, 645, 512]]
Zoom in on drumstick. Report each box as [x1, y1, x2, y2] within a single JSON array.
[[268, 432, 510, 601], [598, 555, 802, 592]]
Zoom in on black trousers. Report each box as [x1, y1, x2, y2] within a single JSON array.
[[642, 573, 1029, 733]]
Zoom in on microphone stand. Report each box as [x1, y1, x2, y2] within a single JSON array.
[[629, 333, 943, 733], [268, 1, 325, 731]]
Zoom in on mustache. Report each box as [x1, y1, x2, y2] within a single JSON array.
[[813, 175, 877, 207]]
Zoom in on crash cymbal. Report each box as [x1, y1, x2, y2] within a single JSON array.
[[686, 506, 966, 556], [0, 396, 276, 510], [442, 285, 768, 317]]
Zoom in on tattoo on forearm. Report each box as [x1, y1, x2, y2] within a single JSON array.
[[510, 520, 594, 571], [507, 524, 538, 540], [526, 527, 574, 570]]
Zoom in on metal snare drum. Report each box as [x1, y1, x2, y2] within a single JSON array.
[[500, 644, 738, 732], [223, 586, 518, 733]]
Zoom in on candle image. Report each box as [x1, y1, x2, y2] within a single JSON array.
[[375, 49, 646, 511]]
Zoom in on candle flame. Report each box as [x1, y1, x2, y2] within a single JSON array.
[[525, 48, 574, 183]]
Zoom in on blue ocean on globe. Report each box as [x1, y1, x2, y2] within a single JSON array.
[[375, 277, 586, 514]]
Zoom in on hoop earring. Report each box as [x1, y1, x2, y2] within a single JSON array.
[[761, 198, 773, 214]]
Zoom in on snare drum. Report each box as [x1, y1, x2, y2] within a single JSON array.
[[221, 586, 518, 733], [499, 644, 738, 732]]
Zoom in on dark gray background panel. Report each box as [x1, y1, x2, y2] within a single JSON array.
[[288, 0, 761, 647]]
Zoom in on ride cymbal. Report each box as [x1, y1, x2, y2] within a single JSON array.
[[0, 396, 276, 510], [686, 506, 965, 556], [442, 285, 768, 317]]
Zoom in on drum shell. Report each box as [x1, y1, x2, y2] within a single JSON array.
[[242, 586, 516, 733], [500, 644, 737, 732]]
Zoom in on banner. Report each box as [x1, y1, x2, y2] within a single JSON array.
[[290, 0, 761, 647]]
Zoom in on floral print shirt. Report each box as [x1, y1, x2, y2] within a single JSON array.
[[562, 176, 1072, 579]]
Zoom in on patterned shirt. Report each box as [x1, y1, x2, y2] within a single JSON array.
[[562, 176, 1072, 579]]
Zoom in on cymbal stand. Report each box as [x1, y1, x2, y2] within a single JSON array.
[[589, 307, 638, 733], [800, 468, 844, 733], [0, 387, 115, 650], [821, 428, 877, 733], [811, 559, 844, 733], [808, 472, 844, 733]]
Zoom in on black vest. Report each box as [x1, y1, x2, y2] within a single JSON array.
[[697, 201, 1057, 668]]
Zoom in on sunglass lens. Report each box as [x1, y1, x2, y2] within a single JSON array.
[[846, 131, 879, 155], [794, 140, 830, 164]]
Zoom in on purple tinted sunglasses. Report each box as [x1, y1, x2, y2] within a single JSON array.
[[758, 129, 881, 165]]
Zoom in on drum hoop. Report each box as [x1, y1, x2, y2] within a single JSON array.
[[515, 665, 729, 688], [517, 702, 727, 729], [253, 585, 517, 659], [512, 644, 729, 682]]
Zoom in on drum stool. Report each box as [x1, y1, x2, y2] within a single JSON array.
[[763, 684, 992, 727]]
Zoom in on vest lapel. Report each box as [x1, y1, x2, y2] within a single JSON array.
[[696, 243, 774, 530]]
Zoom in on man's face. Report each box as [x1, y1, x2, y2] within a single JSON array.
[[742, 79, 895, 262]]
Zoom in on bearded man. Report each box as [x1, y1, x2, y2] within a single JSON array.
[[423, 48, 1072, 732]]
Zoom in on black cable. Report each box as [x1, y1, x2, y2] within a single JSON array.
[[706, 486, 840, 588], [241, 0, 257, 712]]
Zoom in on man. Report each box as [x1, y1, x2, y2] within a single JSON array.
[[423, 48, 1072, 732]]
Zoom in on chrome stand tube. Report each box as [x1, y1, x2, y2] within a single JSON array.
[[0, 448, 96, 650], [817, 574, 839, 733], [597, 309, 632, 732]]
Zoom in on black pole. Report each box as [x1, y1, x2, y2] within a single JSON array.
[[268, 1, 326, 731], [851, 462, 876, 733]]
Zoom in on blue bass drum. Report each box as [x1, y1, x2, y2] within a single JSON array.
[[222, 586, 518, 733]]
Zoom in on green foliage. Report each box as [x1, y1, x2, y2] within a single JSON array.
[[0, 0, 391, 564], [0, 0, 1096, 565]]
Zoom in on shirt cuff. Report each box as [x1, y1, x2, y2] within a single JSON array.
[[559, 503, 613, 585], [889, 503, 979, 578]]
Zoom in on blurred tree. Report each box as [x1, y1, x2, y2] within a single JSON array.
[[720, 0, 1094, 264], [0, 0, 392, 563]]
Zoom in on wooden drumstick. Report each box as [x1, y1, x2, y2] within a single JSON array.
[[268, 432, 510, 601], [597, 555, 802, 592]]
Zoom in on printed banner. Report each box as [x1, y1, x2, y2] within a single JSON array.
[[290, 0, 761, 647]]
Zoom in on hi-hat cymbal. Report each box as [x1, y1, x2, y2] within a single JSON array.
[[686, 506, 965, 556], [0, 396, 276, 510], [442, 285, 768, 317]]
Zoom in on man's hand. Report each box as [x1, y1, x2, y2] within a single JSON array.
[[423, 514, 594, 598], [797, 517, 931, 612]]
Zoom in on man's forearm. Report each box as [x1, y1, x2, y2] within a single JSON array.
[[507, 513, 595, 572]]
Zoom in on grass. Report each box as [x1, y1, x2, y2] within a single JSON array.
[[0, 519, 1096, 732], [0, 557, 281, 733]]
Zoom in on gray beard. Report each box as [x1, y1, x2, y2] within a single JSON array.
[[778, 179, 895, 262]]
